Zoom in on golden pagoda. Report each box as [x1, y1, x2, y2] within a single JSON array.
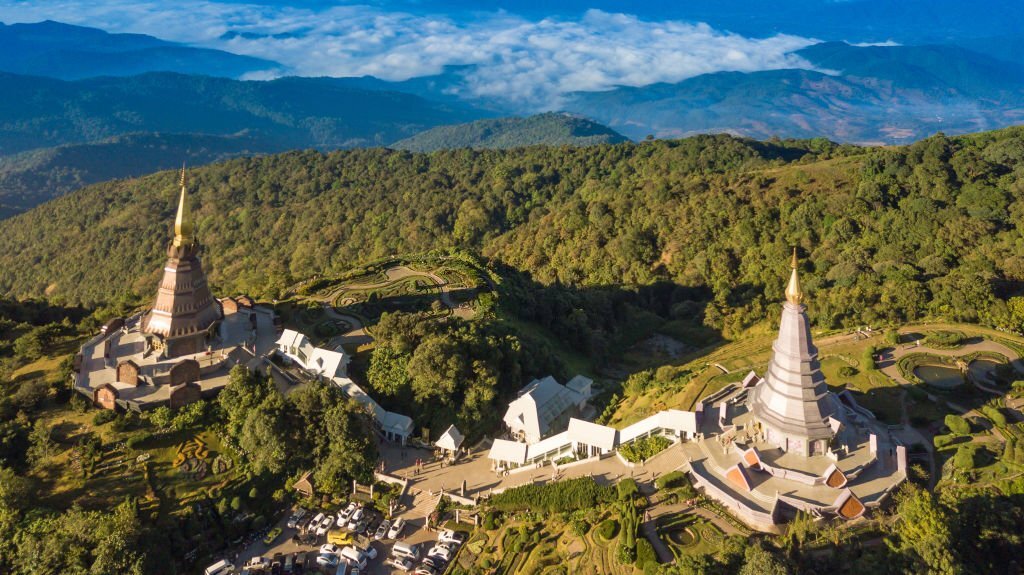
[[141, 166, 223, 358]]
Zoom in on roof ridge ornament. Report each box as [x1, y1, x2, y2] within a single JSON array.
[[786, 247, 802, 305]]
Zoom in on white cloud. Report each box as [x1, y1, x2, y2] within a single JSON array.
[[850, 40, 901, 47], [0, 1, 819, 109]]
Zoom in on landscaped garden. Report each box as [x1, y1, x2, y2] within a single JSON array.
[[656, 513, 725, 558], [449, 477, 663, 575]]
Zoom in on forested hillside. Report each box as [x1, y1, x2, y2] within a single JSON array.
[[391, 113, 628, 152], [1, 129, 1023, 338], [0, 133, 278, 217]]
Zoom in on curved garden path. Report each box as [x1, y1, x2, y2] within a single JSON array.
[[876, 333, 1021, 387], [313, 265, 458, 345]]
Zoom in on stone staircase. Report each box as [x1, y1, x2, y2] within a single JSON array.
[[404, 488, 442, 527]]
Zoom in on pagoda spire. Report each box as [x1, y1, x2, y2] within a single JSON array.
[[785, 247, 802, 305], [173, 163, 193, 247], [747, 250, 837, 454]]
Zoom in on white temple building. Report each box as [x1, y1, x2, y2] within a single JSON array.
[[275, 329, 350, 380], [502, 375, 591, 444]]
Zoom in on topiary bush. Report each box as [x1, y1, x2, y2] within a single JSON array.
[[636, 537, 657, 569], [954, 445, 977, 469], [571, 518, 589, 536], [598, 519, 619, 540], [617, 542, 636, 564], [483, 511, 499, 530], [982, 406, 1008, 427], [617, 478, 639, 501], [945, 414, 970, 435], [928, 330, 964, 348], [92, 410, 117, 426]]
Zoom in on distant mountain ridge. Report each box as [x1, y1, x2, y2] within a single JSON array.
[[391, 113, 628, 152], [0, 20, 279, 79], [563, 42, 1024, 144], [0, 132, 278, 217], [0, 71, 486, 156]]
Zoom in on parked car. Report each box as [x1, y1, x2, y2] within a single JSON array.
[[283, 553, 295, 574], [316, 514, 335, 537], [327, 530, 354, 546], [373, 520, 390, 540], [263, 527, 282, 546], [387, 518, 405, 539], [316, 554, 340, 568], [287, 508, 308, 529], [243, 557, 270, 570], [308, 513, 325, 533], [350, 507, 365, 524], [428, 543, 453, 561], [347, 517, 368, 534], [392, 541, 419, 560], [389, 556, 415, 572], [320, 543, 341, 556], [357, 545, 377, 560], [437, 529, 466, 546], [336, 502, 358, 527], [413, 566, 437, 575], [340, 547, 367, 571], [204, 560, 235, 575], [422, 556, 445, 570]]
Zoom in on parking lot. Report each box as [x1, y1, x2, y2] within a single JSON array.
[[225, 501, 460, 575]]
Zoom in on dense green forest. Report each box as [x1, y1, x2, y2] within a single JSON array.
[[2, 128, 1023, 341], [391, 112, 628, 152]]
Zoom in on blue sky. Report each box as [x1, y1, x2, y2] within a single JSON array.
[[1, 0, 1020, 107]]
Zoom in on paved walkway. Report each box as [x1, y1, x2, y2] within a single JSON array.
[[380, 441, 690, 508]]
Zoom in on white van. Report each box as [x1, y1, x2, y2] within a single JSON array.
[[204, 559, 234, 575], [392, 541, 420, 560], [340, 546, 367, 570]]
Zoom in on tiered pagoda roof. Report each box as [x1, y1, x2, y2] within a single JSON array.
[[747, 250, 838, 450]]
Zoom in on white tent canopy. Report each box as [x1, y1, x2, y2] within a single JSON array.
[[435, 424, 465, 452], [488, 439, 528, 466]]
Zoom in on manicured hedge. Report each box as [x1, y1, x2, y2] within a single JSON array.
[[487, 477, 614, 513], [655, 471, 687, 490]]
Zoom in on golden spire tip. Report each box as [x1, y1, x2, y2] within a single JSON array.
[[785, 247, 802, 305]]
